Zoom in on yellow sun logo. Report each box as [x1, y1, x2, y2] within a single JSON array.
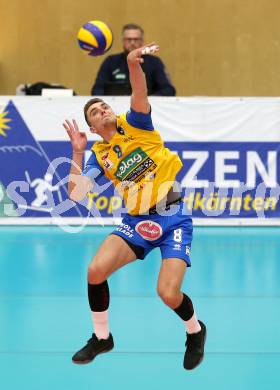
[[0, 111, 11, 137]]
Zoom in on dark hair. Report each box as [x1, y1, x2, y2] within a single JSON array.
[[122, 23, 144, 35], [83, 98, 104, 126]]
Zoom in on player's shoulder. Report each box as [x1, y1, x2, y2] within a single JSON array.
[[124, 109, 154, 131], [87, 144, 97, 158], [117, 112, 127, 123], [91, 140, 108, 154]]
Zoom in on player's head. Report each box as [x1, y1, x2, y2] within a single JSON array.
[[122, 23, 144, 53], [84, 98, 116, 135]]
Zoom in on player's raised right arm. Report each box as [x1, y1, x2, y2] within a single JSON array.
[[63, 119, 92, 201], [127, 43, 159, 113]]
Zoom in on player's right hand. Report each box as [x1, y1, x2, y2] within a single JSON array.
[[63, 119, 87, 153], [127, 43, 159, 64]]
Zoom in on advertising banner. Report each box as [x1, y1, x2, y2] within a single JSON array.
[[0, 97, 279, 224]]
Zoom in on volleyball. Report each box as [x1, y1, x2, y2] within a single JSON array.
[[77, 20, 113, 57]]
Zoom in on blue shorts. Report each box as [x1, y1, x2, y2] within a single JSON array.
[[111, 201, 193, 266]]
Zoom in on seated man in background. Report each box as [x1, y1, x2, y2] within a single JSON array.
[[91, 23, 176, 96]]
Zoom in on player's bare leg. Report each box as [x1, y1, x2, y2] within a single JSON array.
[[88, 234, 138, 284], [72, 234, 138, 364], [157, 258, 206, 370]]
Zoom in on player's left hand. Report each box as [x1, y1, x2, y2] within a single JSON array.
[[127, 43, 159, 64], [63, 119, 87, 153]]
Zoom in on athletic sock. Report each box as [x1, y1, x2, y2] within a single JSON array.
[[91, 310, 110, 340], [88, 281, 110, 339], [184, 312, 201, 334], [174, 293, 201, 334]]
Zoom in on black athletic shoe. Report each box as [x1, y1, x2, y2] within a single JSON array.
[[184, 320, 206, 370], [72, 333, 114, 364]]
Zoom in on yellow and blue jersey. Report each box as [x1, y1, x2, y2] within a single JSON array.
[[83, 108, 183, 215]]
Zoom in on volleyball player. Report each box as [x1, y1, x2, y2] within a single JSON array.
[[63, 43, 206, 370]]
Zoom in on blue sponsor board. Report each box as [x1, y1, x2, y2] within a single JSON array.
[[0, 101, 83, 217], [173, 142, 280, 218], [0, 101, 279, 219]]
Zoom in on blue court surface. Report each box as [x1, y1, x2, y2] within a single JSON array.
[[0, 226, 279, 390]]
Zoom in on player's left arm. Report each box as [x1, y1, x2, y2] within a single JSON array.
[[127, 43, 159, 114]]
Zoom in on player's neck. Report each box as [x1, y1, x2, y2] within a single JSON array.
[[102, 125, 117, 143]]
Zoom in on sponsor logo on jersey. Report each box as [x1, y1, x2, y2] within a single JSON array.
[[173, 243, 182, 251], [103, 158, 114, 170], [97, 147, 110, 155], [117, 126, 125, 135], [185, 246, 191, 256], [101, 153, 109, 160], [115, 147, 152, 180], [125, 159, 154, 182], [116, 222, 134, 238], [100, 152, 114, 169], [135, 220, 163, 241], [123, 135, 134, 143]]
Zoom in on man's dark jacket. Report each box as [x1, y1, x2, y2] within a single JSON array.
[[91, 52, 176, 96]]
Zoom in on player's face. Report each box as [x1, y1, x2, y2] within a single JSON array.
[[122, 29, 143, 53], [87, 101, 116, 133]]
